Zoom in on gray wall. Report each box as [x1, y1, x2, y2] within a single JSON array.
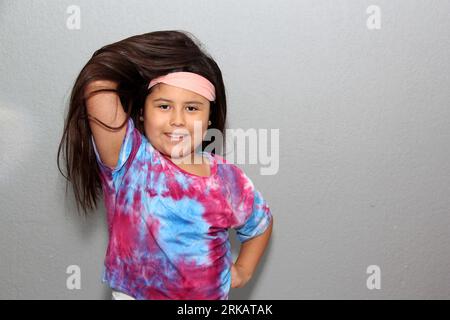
[[1, 0, 449, 299]]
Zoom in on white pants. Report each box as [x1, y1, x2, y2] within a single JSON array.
[[112, 290, 136, 300]]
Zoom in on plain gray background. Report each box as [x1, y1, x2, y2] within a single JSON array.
[[1, 0, 449, 299]]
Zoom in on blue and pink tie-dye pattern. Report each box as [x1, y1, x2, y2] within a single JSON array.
[[90, 117, 272, 300]]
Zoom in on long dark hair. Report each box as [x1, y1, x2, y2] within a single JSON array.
[[57, 30, 227, 216]]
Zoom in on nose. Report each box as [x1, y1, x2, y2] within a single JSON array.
[[170, 107, 186, 127]]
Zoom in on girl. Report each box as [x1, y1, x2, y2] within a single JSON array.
[[57, 30, 273, 300]]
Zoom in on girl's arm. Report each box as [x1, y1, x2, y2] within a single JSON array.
[[85, 80, 128, 169], [233, 218, 273, 286]]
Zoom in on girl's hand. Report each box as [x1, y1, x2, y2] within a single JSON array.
[[230, 263, 252, 289]]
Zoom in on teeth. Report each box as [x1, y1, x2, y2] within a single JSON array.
[[167, 133, 186, 140]]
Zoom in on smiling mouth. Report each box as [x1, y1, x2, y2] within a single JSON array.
[[165, 133, 188, 141]]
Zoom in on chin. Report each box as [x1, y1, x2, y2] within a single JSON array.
[[164, 145, 193, 159]]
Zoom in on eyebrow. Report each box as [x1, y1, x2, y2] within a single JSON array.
[[152, 98, 204, 105]]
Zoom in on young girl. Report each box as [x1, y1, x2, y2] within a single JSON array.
[[57, 30, 273, 300]]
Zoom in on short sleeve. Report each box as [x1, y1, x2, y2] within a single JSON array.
[[228, 170, 273, 244], [91, 117, 140, 187]]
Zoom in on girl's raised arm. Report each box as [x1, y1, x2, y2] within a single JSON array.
[[85, 80, 128, 170]]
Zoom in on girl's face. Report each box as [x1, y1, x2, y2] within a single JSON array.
[[143, 83, 211, 162]]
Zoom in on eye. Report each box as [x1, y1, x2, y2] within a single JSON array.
[[158, 104, 170, 110], [186, 106, 198, 112]]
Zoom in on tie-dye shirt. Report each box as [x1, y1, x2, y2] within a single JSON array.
[[91, 117, 273, 300]]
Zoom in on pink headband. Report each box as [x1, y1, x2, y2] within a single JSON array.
[[148, 71, 216, 102]]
